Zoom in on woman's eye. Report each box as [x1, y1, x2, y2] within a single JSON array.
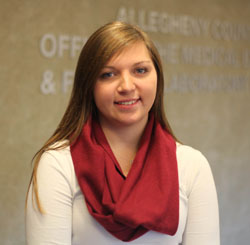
[[135, 68, 148, 74], [100, 72, 114, 79]]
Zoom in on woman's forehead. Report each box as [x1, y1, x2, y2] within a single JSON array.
[[104, 42, 152, 66]]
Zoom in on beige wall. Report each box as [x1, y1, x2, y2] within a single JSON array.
[[1, 0, 249, 244]]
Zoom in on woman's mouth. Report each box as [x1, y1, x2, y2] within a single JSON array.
[[115, 99, 138, 105], [114, 98, 140, 107]]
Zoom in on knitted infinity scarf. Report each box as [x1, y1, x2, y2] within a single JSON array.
[[70, 116, 179, 241]]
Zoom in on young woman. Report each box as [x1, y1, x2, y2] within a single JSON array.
[[26, 21, 220, 244]]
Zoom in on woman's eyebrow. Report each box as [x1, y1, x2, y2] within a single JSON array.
[[102, 60, 152, 70], [133, 60, 152, 66], [101, 66, 116, 69]]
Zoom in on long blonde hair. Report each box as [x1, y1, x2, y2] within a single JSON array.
[[27, 21, 177, 212]]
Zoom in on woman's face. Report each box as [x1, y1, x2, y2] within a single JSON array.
[[93, 42, 157, 129]]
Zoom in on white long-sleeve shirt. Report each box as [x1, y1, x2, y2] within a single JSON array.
[[26, 143, 220, 244]]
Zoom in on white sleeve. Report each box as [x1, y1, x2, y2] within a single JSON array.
[[26, 151, 73, 245], [182, 152, 220, 245]]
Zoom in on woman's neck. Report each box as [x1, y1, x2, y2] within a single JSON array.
[[98, 117, 148, 176], [99, 117, 148, 150]]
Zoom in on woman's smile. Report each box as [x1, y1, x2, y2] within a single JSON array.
[[114, 98, 141, 109]]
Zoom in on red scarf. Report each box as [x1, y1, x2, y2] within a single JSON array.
[[70, 116, 179, 241]]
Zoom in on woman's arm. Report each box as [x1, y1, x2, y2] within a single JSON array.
[[26, 151, 73, 245], [182, 152, 220, 245]]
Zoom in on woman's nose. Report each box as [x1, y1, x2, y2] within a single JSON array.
[[117, 73, 136, 92]]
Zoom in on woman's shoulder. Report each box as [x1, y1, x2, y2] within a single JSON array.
[[176, 142, 209, 168], [45, 140, 71, 156], [32, 141, 77, 215], [38, 140, 73, 178], [175, 142, 212, 196]]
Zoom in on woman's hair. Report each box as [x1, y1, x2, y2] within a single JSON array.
[[27, 21, 177, 212]]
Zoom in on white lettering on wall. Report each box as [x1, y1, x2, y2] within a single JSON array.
[[58, 35, 70, 57], [180, 45, 240, 67], [62, 70, 74, 93], [40, 34, 57, 58], [117, 7, 212, 37], [39, 34, 87, 58], [166, 73, 249, 92], [211, 20, 250, 41], [40, 70, 56, 94], [158, 43, 179, 64], [40, 70, 74, 95], [71, 36, 84, 58], [39, 34, 88, 94], [156, 42, 245, 68], [117, 6, 250, 41]]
